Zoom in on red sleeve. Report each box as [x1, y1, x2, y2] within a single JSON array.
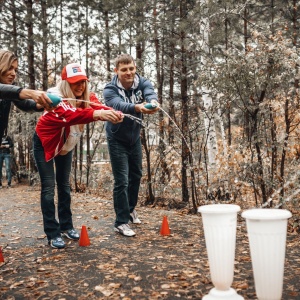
[[89, 92, 113, 111], [37, 101, 95, 129]]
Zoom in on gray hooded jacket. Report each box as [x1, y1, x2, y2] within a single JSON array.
[[103, 73, 158, 145]]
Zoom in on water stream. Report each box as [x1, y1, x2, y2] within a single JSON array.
[[58, 97, 195, 166], [158, 107, 192, 156]]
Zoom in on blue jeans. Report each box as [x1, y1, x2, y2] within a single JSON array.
[[0, 152, 12, 185], [107, 137, 142, 226], [33, 132, 74, 240]]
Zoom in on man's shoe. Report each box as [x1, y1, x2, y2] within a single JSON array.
[[114, 224, 136, 237], [62, 228, 80, 240], [130, 210, 142, 224], [0, 185, 2, 189], [49, 236, 65, 249], [7, 185, 11, 188]]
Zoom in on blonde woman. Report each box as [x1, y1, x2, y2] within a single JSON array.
[[33, 63, 123, 249], [0, 49, 52, 142]]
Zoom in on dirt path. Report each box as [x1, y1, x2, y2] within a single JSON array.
[[0, 184, 299, 299]]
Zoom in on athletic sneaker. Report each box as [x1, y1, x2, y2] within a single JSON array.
[[62, 228, 80, 240], [114, 224, 136, 237], [130, 210, 142, 224], [49, 236, 65, 249]]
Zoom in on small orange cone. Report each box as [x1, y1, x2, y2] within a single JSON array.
[[0, 247, 4, 263], [79, 226, 90, 246], [160, 216, 171, 236]]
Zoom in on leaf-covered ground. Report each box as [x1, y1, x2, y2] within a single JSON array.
[[0, 184, 299, 300]]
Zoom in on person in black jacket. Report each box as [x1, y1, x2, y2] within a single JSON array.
[[0, 135, 14, 188], [0, 49, 52, 141]]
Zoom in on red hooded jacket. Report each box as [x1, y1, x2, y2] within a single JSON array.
[[36, 93, 111, 161]]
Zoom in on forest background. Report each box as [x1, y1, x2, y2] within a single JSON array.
[[0, 0, 300, 230]]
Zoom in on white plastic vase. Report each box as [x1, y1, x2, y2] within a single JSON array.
[[198, 204, 244, 300], [242, 209, 292, 300]]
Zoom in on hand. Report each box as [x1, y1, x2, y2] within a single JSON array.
[[94, 110, 124, 124], [150, 100, 160, 107], [135, 101, 160, 114], [19, 89, 53, 111]]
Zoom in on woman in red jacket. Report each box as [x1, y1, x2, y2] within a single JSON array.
[[33, 63, 123, 249]]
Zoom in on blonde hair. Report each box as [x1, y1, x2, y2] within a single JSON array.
[[114, 54, 135, 69], [0, 50, 18, 83], [58, 79, 90, 108]]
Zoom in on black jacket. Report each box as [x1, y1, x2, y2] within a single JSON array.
[[0, 83, 42, 140], [0, 135, 13, 154]]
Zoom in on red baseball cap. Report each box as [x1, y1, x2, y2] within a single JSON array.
[[61, 63, 89, 83]]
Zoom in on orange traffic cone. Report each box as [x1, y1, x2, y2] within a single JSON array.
[[0, 247, 4, 263], [160, 216, 171, 236], [79, 226, 90, 246]]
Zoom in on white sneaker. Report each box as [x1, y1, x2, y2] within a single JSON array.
[[130, 209, 142, 224], [114, 224, 136, 237]]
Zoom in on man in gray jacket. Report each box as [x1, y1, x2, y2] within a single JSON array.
[[104, 54, 159, 237]]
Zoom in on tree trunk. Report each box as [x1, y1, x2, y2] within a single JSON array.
[[225, 8, 231, 146], [168, 13, 175, 145], [25, 0, 35, 89], [244, 5, 248, 52], [180, 1, 189, 203], [269, 106, 277, 197], [85, 5, 91, 187], [41, 0, 48, 91], [292, 0, 299, 89], [73, 145, 79, 192], [141, 129, 154, 205], [104, 10, 111, 80], [153, 2, 169, 185], [252, 107, 267, 204], [135, 1, 155, 204], [200, 5, 218, 176], [11, 0, 18, 54], [60, 0, 64, 65], [279, 99, 290, 201], [79, 136, 83, 184]]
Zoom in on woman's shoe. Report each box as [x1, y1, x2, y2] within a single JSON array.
[[62, 228, 80, 240], [49, 236, 65, 249]]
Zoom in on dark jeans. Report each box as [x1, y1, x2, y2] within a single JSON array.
[[0, 152, 12, 185], [107, 136, 142, 226], [33, 132, 74, 240]]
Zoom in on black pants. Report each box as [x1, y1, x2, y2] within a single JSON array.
[[33, 132, 74, 240], [107, 136, 142, 226]]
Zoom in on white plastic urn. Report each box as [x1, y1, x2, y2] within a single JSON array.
[[242, 208, 292, 300], [198, 204, 244, 300]]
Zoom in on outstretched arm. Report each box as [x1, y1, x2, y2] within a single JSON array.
[[0, 83, 52, 110], [19, 89, 52, 110], [93, 109, 124, 124]]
